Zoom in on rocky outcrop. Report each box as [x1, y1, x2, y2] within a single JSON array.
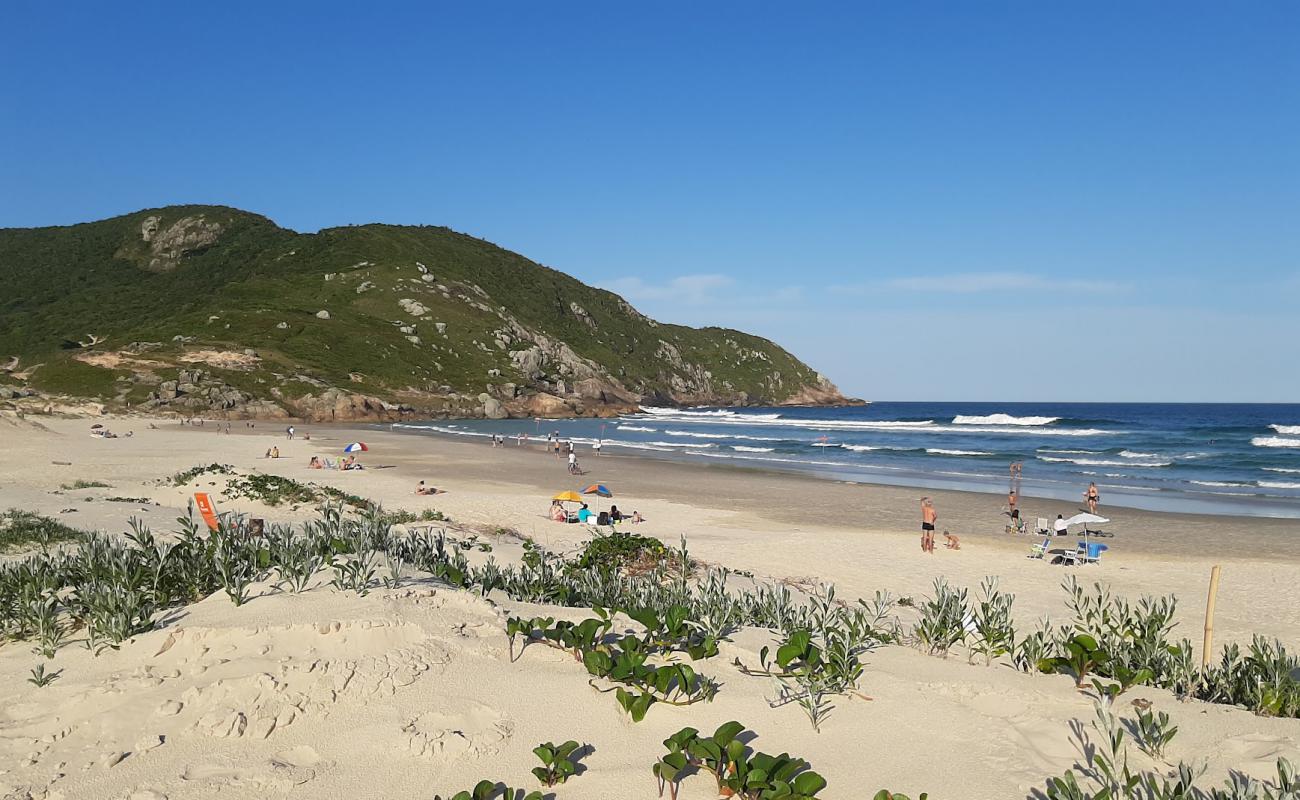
[[131, 215, 224, 272], [287, 388, 415, 422]]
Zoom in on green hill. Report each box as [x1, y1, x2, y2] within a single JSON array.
[[0, 206, 855, 420]]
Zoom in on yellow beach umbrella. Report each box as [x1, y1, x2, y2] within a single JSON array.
[[552, 490, 584, 503]]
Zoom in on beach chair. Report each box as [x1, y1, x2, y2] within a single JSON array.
[[1035, 517, 1051, 535], [1076, 541, 1108, 565], [1027, 538, 1051, 559]]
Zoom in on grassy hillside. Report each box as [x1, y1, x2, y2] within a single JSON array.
[[0, 206, 852, 419]]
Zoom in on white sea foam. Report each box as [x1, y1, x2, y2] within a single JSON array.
[[732, 445, 775, 453], [631, 414, 1111, 436], [1271, 424, 1300, 435], [1259, 481, 1300, 490], [665, 430, 732, 439], [1264, 467, 1300, 474], [1252, 436, 1300, 449], [926, 448, 993, 456], [1190, 480, 1252, 488], [952, 414, 1060, 426], [840, 444, 884, 452], [617, 425, 657, 432], [1120, 450, 1159, 459], [1039, 449, 1102, 455], [640, 406, 783, 421], [1039, 456, 1172, 468]]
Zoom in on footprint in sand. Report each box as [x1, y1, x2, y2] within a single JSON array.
[[1222, 732, 1298, 773], [180, 753, 316, 790], [403, 699, 513, 759]]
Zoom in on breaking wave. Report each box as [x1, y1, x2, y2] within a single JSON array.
[[1271, 424, 1300, 435], [1253, 436, 1300, 449], [952, 414, 1060, 426]]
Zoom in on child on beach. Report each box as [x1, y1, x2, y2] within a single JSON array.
[[943, 530, 961, 550]]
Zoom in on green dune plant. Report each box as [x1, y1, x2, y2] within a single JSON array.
[[1043, 694, 1298, 800], [912, 577, 969, 657], [433, 780, 542, 800], [653, 722, 828, 800], [531, 740, 584, 786]]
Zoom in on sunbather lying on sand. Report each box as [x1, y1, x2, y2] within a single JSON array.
[[415, 481, 444, 495]]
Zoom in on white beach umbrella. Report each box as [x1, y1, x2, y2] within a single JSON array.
[[1064, 513, 1110, 552]]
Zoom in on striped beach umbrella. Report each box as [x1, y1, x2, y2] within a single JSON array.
[[343, 442, 369, 453]]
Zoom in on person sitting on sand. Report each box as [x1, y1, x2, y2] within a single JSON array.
[[271, 446, 280, 459], [943, 530, 961, 550], [609, 505, 623, 522], [576, 503, 593, 523], [342, 455, 363, 470], [308, 456, 323, 469], [550, 501, 567, 523], [415, 480, 443, 495], [1054, 514, 1068, 535], [631, 510, 644, 524]]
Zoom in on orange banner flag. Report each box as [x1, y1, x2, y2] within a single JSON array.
[[194, 492, 221, 531]]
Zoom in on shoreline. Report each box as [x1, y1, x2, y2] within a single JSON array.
[[372, 421, 1300, 561]]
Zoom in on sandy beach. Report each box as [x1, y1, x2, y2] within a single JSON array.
[[2, 413, 1298, 800]]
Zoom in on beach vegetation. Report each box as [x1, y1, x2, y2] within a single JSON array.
[[60, 479, 111, 490], [169, 463, 234, 486], [1042, 694, 1298, 800], [653, 722, 828, 799], [433, 781, 543, 800], [28, 663, 60, 687], [968, 576, 1015, 666], [912, 577, 968, 657], [530, 740, 584, 786], [0, 509, 84, 551]]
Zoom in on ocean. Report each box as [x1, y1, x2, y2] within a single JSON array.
[[392, 402, 1300, 519]]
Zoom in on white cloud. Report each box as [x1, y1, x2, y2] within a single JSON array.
[[836, 271, 1128, 295], [602, 273, 735, 305]]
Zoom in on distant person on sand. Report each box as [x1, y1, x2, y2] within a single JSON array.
[[568, 451, 580, 475], [1085, 482, 1100, 514], [286, 425, 295, 440], [1054, 514, 1068, 535], [920, 497, 937, 554], [1007, 490, 1019, 521], [593, 440, 602, 457], [632, 510, 644, 524], [416, 480, 442, 495], [943, 530, 961, 550]]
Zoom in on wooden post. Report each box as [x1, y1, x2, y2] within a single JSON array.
[[1202, 565, 1222, 669]]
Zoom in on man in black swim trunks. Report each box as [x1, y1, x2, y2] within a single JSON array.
[[920, 497, 937, 554]]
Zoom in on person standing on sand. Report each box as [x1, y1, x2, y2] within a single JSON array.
[[1008, 490, 1019, 521], [920, 497, 937, 554], [1085, 482, 1100, 514], [286, 425, 295, 440]]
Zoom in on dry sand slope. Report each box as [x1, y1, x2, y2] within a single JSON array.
[[1, 416, 1298, 799]]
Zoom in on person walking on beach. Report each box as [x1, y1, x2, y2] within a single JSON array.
[[920, 497, 937, 554], [286, 425, 295, 440], [1085, 482, 1100, 514], [567, 450, 580, 475], [593, 439, 602, 457]]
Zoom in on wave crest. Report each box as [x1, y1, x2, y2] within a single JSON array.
[[953, 414, 1060, 426]]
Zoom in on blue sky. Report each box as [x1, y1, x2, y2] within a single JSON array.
[[2, 2, 1297, 401]]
